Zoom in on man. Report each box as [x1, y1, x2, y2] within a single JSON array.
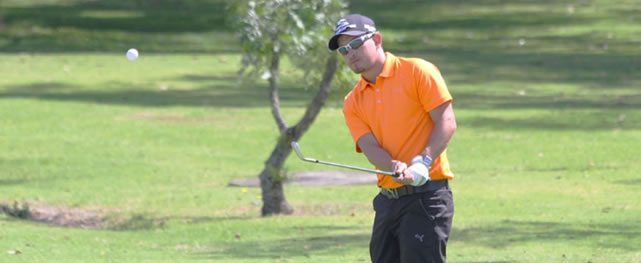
[[328, 14, 457, 263]]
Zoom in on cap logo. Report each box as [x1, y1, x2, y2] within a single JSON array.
[[334, 19, 355, 34], [364, 24, 376, 32]]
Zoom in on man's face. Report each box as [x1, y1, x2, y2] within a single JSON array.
[[336, 33, 377, 74]]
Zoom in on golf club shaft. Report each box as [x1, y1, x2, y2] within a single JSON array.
[[290, 141, 399, 177], [306, 158, 396, 176]]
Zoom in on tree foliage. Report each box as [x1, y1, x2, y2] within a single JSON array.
[[229, 0, 353, 89]]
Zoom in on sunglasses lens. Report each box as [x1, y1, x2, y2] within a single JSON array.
[[350, 39, 364, 49], [338, 46, 349, 55]]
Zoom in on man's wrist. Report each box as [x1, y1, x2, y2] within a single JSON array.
[[415, 154, 432, 168], [390, 160, 401, 172]]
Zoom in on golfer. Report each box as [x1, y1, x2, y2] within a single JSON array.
[[328, 14, 457, 263]]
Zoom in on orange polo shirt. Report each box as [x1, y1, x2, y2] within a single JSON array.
[[343, 52, 454, 189]]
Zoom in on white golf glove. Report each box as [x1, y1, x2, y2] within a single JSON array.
[[407, 156, 430, 186]]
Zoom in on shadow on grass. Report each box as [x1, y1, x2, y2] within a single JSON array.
[[0, 76, 316, 108], [0, 179, 27, 186], [352, 0, 592, 31], [454, 92, 641, 111], [453, 220, 641, 252], [106, 214, 255, 231], [430, 47, 641, 90], [2, 0, 230, 33], [107, 214, 367, 232], [175, 74, 239, 83], [614, 179, 641, 186], [0, 0, 234, 53], [438, 50, 641, 89], [198, 231, 370, 260], [457, 110, 640, 131]]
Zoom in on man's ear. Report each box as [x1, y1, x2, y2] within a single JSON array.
[[373, 32, 383, 47]]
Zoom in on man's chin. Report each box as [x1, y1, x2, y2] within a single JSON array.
[[350, 66, 364, 74]]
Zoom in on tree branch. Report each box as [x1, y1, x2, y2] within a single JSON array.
[[268, 51, 288, 132], [290, 54, 339, 139]]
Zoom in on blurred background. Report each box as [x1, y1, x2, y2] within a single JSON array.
[[1, 0, 640, 262]]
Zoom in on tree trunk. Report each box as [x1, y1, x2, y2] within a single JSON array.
[[259, 55, 339, 216], [258, 131, 294, 215]]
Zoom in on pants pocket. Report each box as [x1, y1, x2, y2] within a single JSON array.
[[417, 190, 454, 242]]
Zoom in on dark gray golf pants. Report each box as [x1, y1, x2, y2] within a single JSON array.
[[370, 182, 454, 263]]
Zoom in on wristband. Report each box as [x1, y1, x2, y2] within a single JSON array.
[[415, 154, 432, 168]]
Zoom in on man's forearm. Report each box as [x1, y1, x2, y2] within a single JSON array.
[[422, 122, 456, 159], [364, 145, 395, 172], [358, 134, 396, 172], [422, 102, 457, 160]]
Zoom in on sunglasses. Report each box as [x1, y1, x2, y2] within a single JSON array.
[[337, 33, 375, 55]]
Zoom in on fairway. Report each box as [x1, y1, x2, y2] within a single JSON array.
[[2, 0, 641, 262]]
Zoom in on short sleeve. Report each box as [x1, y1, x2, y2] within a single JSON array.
[[343, 94, 371, 153], [414, 60, 452, 112]]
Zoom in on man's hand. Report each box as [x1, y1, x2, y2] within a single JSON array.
[[395, 156, 430, 186], [392, 160, 416, 185], [406, 163, 429, 186]]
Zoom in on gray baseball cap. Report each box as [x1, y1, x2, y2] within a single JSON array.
[[328, 14, 377, 50]]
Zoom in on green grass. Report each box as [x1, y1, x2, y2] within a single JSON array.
[[2, 0, 641, 262]]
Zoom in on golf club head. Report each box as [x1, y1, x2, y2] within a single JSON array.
[[290, 141, 306, 160]]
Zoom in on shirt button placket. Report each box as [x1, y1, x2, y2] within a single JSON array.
[[374, 86, 383, 137]]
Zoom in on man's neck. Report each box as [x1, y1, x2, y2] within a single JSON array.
[[361, 51, 386, 83]]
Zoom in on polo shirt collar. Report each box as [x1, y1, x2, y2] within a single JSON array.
[[356, 52, 397, 92], [379, 52, 396, 78]]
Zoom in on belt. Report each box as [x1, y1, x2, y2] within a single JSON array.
[[380, 180, 449, 199]]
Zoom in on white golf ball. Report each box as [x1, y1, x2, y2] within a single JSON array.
[[126, 48, 139, 61]]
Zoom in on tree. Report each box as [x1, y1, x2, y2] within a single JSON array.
[[229, 0, 351, 215]]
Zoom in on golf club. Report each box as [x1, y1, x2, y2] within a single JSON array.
[[290, 141, 399, 177]]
